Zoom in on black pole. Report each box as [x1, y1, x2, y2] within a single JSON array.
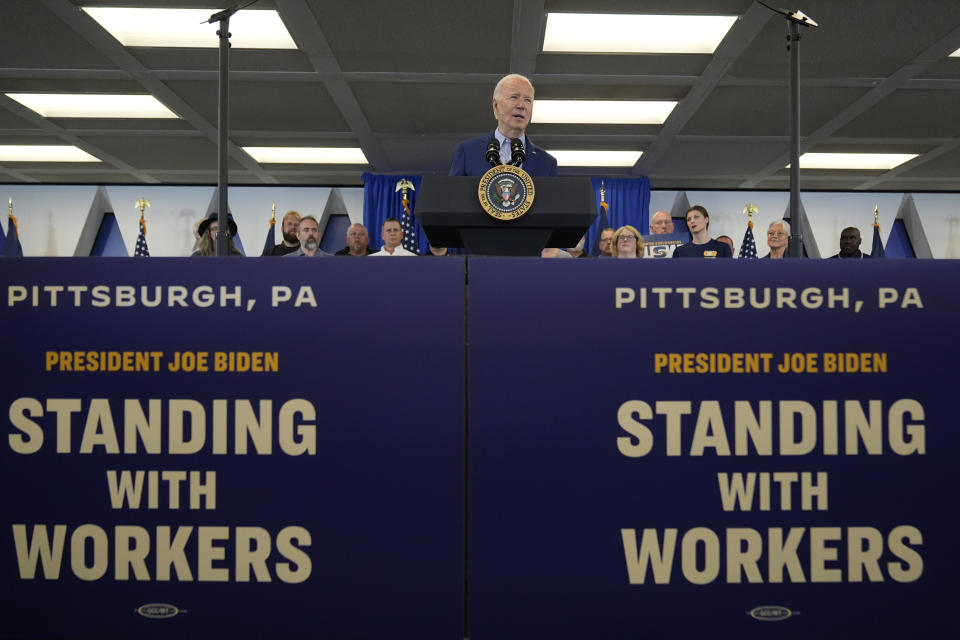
[[757, 3, 818, 257], [788, 19, 802, 258], [216, 15, 231, 257]]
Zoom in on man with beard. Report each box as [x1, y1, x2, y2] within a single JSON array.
[[448, 74, 558, 177], [285, 215, 332, 257], [334, 223, 375, 256], [262, 210, 301, 256]]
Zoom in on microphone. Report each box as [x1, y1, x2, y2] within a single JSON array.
[[509, 138, 525, 167], [485, 138, 501, 168]]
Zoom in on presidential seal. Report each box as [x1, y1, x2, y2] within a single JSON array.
[[478, 164, 535, 221]]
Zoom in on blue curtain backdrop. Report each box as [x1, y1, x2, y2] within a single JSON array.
[[585, 177, 651, 255], [362, 173, 427, 254]]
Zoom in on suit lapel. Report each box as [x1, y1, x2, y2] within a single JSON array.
[[525, 140, 539, 172]]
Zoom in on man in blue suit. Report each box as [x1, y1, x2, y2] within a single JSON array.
[[449, 74, 558, 177]]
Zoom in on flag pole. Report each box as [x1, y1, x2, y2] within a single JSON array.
[[757, 2, 819, 258]]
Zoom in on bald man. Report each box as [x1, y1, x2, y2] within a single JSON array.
[[650, 211, 675, 235]]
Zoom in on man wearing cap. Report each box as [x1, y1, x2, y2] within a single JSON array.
[[285, 216, 332, 257]]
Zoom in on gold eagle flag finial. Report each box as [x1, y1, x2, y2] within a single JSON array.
[[395, 179, 415, 215], [743, 203, 758, 229], [7, 197, 16, 231], [136, 198, 150, 234]]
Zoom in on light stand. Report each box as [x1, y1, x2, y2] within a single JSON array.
[[206, 2, 255, 256], [758, 3, 819, 258]]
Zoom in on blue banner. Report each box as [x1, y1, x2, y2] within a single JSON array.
[[4, 257, 959, 638], [468, 259, 958, 638], [0, 258, 465, 639]]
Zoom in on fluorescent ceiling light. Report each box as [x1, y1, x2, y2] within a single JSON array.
[[243, 147, 369, 164], [81, 7, 297, 49], [5, 93, 178, 119], [950, 47, 960, 57], [534, 100, 677, 124], [0, 145, 100, 162], [790, 153, 918, 170], [548, 150, 642, 167], [543, 13, 738, 54]]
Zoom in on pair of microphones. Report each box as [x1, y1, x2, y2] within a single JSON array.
[[485, 137, 526, 168]]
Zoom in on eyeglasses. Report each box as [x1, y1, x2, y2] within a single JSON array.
[[767, 231, 786, 238], [618, 234, 636, 241]]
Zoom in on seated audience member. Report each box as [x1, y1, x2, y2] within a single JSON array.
[[567, 236, 592, 258], [426, 244, 449, 257], [598, 227, 616, 257], [541, 247, 573, 258], [335, 223, 375, 256], [371, 218, 417, 256], [763, 220, 790, 259], [829, 226, 870, 259], [649, 210, 675, 235], [192, 212, 243, 256], [611, 225, 645, 259], [262, 210, 301, 256], [717, 235, 735, 255], [285, 215, 332, 257], [672, 206, 732, 258]]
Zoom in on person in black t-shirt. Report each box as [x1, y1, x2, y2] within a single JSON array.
[[262, 210, 301, 256], [672, 205, 732, 259]]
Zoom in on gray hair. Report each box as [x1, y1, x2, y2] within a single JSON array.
[[493, 73, 534, 99], [769, 219, 791, 235]]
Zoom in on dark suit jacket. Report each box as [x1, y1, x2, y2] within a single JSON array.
[[448, 133, 558, 177]]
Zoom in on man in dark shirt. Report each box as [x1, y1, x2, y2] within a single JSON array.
[[829, 227, 870, 259], [334, 223, 375, 256], [262, 210, 301, 256], [672, 205, 732, 258]]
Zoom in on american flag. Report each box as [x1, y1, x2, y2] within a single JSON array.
[[738, 221, 757, 259], [135, 214, 150, 257], [401, 210, 419, 254]]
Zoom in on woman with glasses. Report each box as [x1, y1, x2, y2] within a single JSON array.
[[763, 220, 790, 259], [611, 225, 645, 258]]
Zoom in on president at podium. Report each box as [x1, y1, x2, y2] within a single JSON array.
[[448, 74, 558, 177]]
